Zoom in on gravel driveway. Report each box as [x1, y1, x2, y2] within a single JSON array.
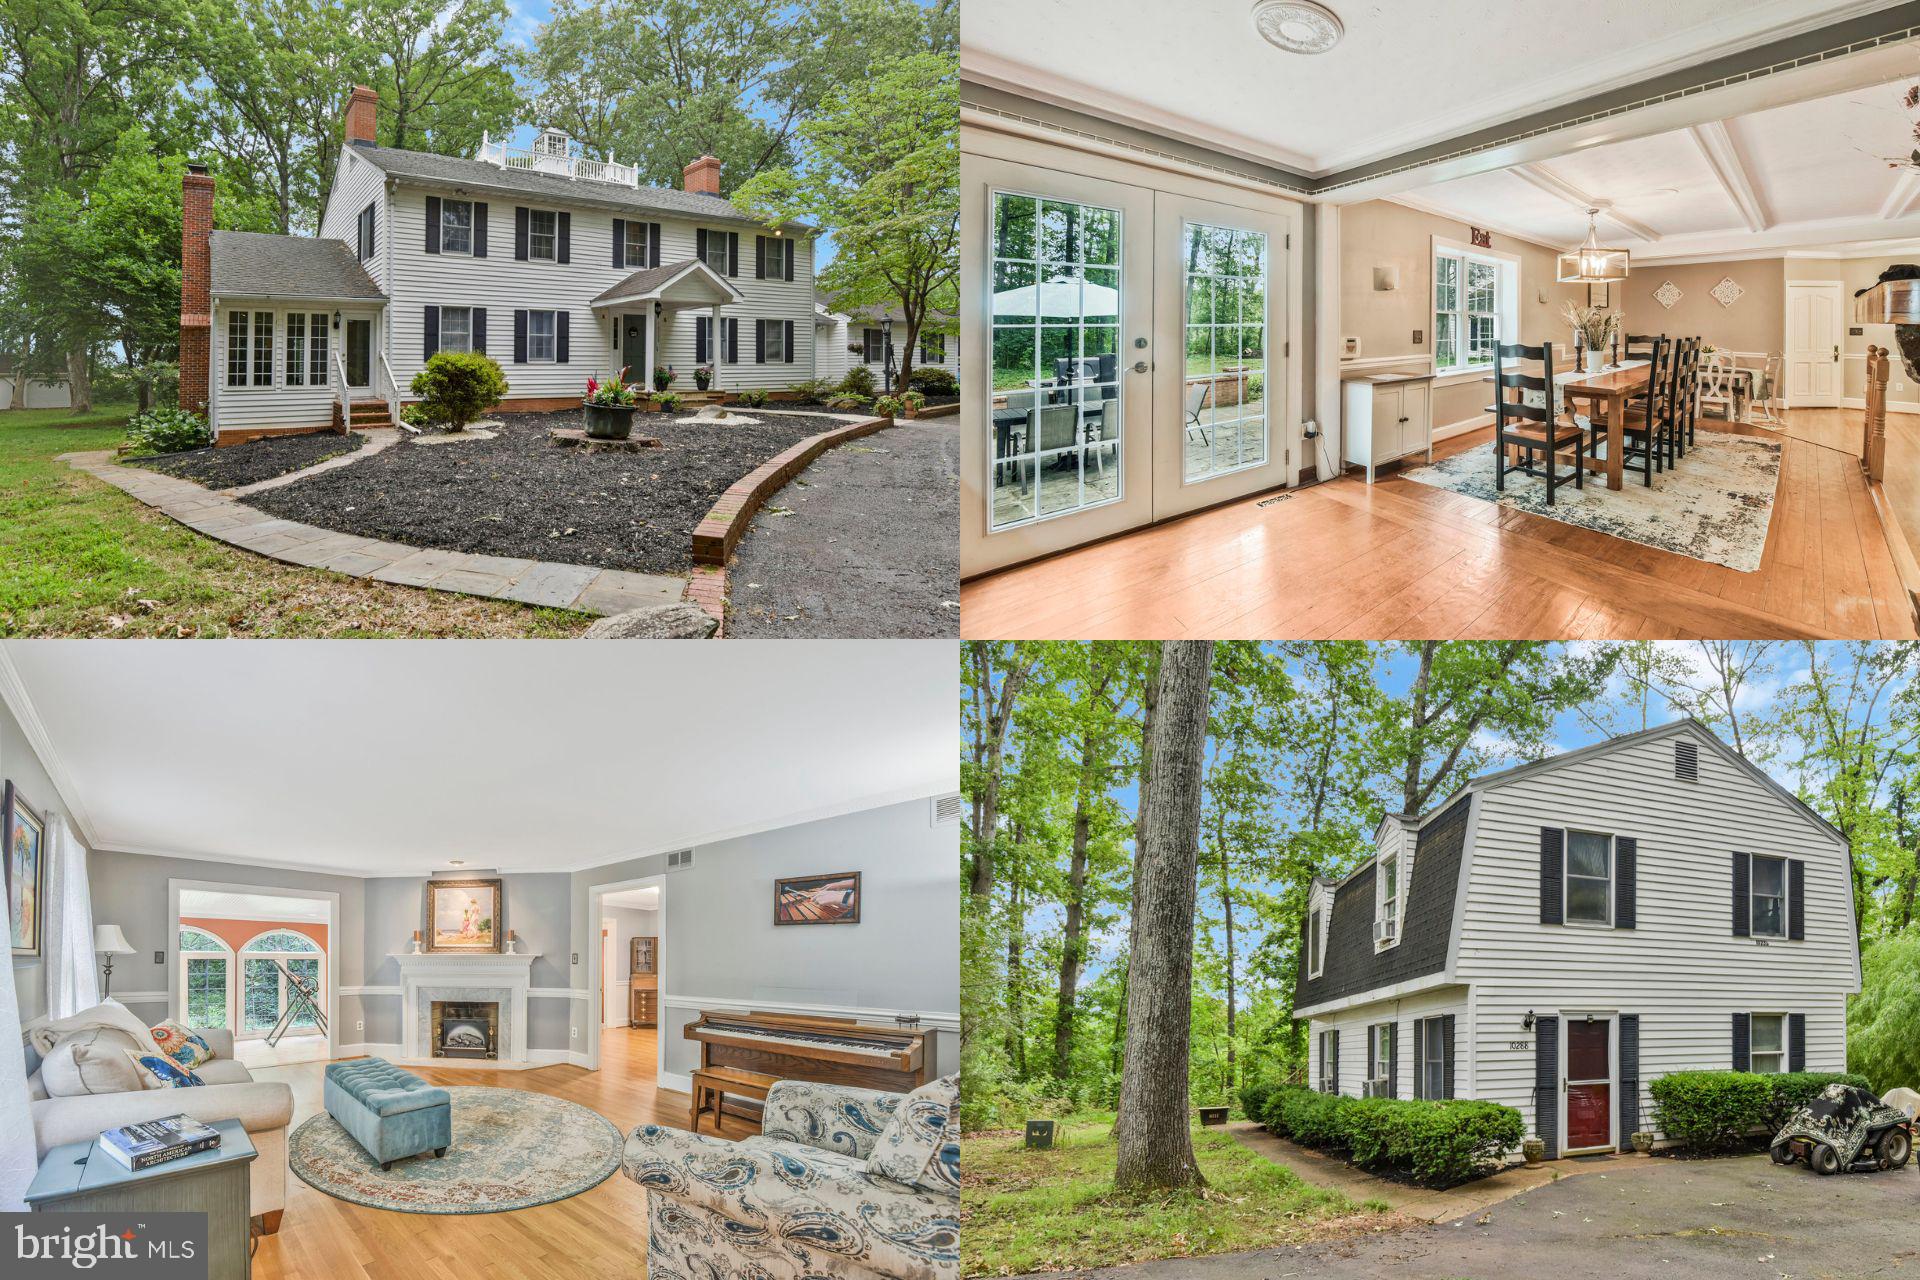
[[1022, 1154, 1920, 1280]]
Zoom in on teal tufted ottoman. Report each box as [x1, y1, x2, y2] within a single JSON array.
[[324, 1058, 453, 1171]]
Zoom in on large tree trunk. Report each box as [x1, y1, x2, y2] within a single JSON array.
[[1113, 640, 1214, 1193], [1051, 753, 1094, 1079], [67, 343, 93, 412], [966, 643, 1032, 901], [1220, 812, 1238, 1094]]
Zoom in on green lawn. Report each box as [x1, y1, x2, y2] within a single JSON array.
[[0, 405, 590, 637], [963, 1114, 1371, 1276]]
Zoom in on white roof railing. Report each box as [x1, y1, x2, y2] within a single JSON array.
[[477, 132, 639, 188]]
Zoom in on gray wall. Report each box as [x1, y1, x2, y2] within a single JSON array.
[[2, 694, 79, 1028], [602, 906, 658, 1025]]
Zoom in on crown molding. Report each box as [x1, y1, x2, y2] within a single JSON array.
[[0, 645, 100, 849]]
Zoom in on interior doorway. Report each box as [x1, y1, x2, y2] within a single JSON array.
[[585, 875, 665, 1082], [170, 881, 339, 1068]]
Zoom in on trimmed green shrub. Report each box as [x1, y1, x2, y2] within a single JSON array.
[[735, 389, 770, 408], [1650, 1071, 1773, 1151], [1763, 1071, 1872, 1129], [908, 365, 958, 395], [1264, 1090, 1523, 1187], [826, 392, 871, 411], [786, 377, 835, 403], [837, 365, 876, 396], [409, 351, 506, 430], [1276, 1089, 1346, 1147], [1239, 1077, 1277, 1123], [124, 407, 210, 455]]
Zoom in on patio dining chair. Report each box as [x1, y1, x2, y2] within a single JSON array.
[[1184, 380, 1212, 446]]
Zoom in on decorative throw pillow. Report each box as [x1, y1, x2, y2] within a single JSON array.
[[148, 1020, 214, 1071], [866, 1073, 959, 1191], [128, 1053, 206, 1090], [38, 1029, 144, 1097]]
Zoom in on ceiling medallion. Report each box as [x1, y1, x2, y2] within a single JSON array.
[[1712, 277, 1746, 308], [1251, 0, 1344, 55], [1654, 281, 1683, 310]]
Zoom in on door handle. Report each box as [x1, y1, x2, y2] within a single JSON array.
[[1132, 361, 1149, 374]]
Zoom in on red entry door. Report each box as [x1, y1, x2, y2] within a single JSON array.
[[1566, 1019, 1612, 1150]]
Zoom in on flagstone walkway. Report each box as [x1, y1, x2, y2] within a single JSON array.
[[64, 449, 685, 616]]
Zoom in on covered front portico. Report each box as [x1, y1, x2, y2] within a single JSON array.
[[590, 260, 744, 394]]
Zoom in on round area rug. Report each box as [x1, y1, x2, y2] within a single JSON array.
[[289, 1086, 623, 1214]]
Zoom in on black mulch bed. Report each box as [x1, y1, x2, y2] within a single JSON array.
[[127, 431, 366, 489], [243, 409, 833, 574]]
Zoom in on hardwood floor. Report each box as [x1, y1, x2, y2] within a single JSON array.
[[252, 1026, 750, 1280], [961, 410, 1920, 640]]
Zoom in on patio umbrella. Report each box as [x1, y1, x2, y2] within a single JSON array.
[[991, 275, 1119, 319]]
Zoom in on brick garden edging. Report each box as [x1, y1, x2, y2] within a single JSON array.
[[691, 414, 892, 566]]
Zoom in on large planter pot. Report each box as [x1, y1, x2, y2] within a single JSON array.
[[583, 400, 636, 440], [1630, 1132, 1655, 1154], [1522, 1139, 1545, 1166]]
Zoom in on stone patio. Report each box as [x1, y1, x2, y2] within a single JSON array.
[[63, 449, 686, 617]]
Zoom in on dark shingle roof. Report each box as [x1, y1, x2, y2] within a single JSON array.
[[350, 143, 806, 230], [210, 231, 385, 301], [589, 260, 739, 306]]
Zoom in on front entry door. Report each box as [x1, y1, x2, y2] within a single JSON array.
[[345, 318, 372, 389], [622, 314, 647, 378], [1565, 1018, 1612, 1151]]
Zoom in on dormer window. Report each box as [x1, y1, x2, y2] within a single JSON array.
[[1375, 852, 1400, 947], [534, 128, 570, 157], [1307, 907, 1323, 977]]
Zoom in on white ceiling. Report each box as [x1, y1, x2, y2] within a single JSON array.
[[179, 889, 329, 923], [1, 641, 956, 877], [1396, 76, 1920, 261], [602, 885, 660, 911], [960, 0, 1896, 174]]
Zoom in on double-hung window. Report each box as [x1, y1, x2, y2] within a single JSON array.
[[308, 314, 329, 385], [528, 209, 557, 261], [1317, 1029, 1336, 1093], [920, 332, 946, 365], [760, 319, 787, 363], [526, 310, 556, 362], [864, 328, 885, 364], [439, 306, 473, 354], [624, 221, 650, 268], [1565, 830, 1613, 924], [356, 202, 375, 261], [441, 199, 473, 255], [1306, 907, 1322, 977], [1420, 1020, 1446, 1100], [1751, 855, 1787, 937], [1365, 1023, 1393, 1097], [1376, 852, 1400, 945], [703, 231, 730, 275], [285, 312, 307, 386], [227, 312, 251, 387], [764, 237, 790, 278], [1750, 1013, 1786, 1073], [1433, 240, 1515, 376], [252, 312, 274, 386]]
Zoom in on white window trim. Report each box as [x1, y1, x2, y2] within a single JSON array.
[[527, 208, 558, 261], [624, 222, 650, 268], [1432, 235, 1519, 379], [765, 237, 790, 277], [1562, 827, 1614, 927], [762, 318, 787, 364], [226, 311, 251, 388], [526, 309, 557, 363], [1750, 853, 1788, 939], [178, 929, 234, 1031], [1317, 1028, 1336, 1093], [236, 929, 326, 1042], [1375, 851, 1403, 950], [1365, 1022, 1393, 1097], [703, 230, 731, 275], [1420, 1018, 1447, 1100], [440, 305, 474, 355], [1307, 906, 1325, 978], [1749, 1011, 1787, 1074], [441, 198, 474, 256]]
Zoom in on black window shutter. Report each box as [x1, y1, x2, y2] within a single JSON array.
[[1535, 1018, 1559, 1159], [1615, 836, 1637, 929], [755, 319, 765, 364], [612, 218, 626, 267], [1732, 852, 1751, 937], [472, 308, 487, 354], [697, 228, 708, 263], [728, 232, 739, 276], [649, 222, 661, 267], [1540, 827, 1565, 925], [364, 200, 376, 258], [784, 319, 795, 364], [555, 310, 570, 363], [1789, 1013, 1806, 1071], [1387, 1023, 1398, 1100], [426, 195, 441, 253], [1441, 1014, 1456, 1100], [755, 235, 767, 279], [726, 317, 738, 363], [513, 309, 527, 363], [514, 206, 529, 261], [1618, 1014, 1640, 1149], [423, 305, 439, 360], [1788, 859, 1805, 941], [1731, 1012, 1750, 1071], [696, 317, 709, 364], [557, 212, 570, 264], [784, 241, 794, 282], [473, 202, 488, 258]]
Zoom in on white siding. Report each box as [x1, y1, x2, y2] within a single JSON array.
[[384, 188, 816, 400], [210, 303, 356, 434], [846, 319, 961, 384], [1307, 986, 1469, 1099], [1455, 725, 1856, 1144], [814, 315, 851, 383], [319, 147, 391, 294], [2, 377, 71, 410]]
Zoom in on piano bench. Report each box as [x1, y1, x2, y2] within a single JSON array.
[[690, 1067, 780, 1134]]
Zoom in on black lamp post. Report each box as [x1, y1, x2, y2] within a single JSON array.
[[881, 317, 896, 394]]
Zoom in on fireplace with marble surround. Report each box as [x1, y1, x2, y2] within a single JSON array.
[[431, 1000, 499, 1060]]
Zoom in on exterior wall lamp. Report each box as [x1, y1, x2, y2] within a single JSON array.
[[332, 310, 341, 330], [1522, 1011, 1536, 1032]]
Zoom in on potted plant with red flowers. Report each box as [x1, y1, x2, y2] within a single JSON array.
[[653, 364, 675, 392], [582, 367, 640, 439], [694, 364, 712, 391]]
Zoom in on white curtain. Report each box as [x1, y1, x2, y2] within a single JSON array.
[[0, 855, 36, 1209], [43, 815, 98, 1020]]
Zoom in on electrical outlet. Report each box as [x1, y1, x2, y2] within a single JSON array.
[[570, 1026, 579, 1039], [153, 951, 164, 965], [355, 1020, 364, 1032], [571, 952, 579, 965]]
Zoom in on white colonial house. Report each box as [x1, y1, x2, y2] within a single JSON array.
[[181, 85, 818, 442], [813, 296, 959, 391], [1297, 719, 1859, 1159]]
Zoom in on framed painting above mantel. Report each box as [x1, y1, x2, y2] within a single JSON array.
[[424, 878, 504, 953]]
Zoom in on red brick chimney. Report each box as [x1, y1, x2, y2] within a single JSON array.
[[179, 163, 215, 415], [682, 154, 722, 196], [345, 84, 379, 146]]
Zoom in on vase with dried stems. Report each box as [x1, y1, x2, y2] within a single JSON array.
[[1563, 303, 1621, 375]]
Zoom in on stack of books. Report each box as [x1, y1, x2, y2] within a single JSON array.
[[97, 1114, 222, 1171]]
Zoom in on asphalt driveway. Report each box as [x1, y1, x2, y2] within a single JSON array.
[[1024, 1153, 1920, 1280]]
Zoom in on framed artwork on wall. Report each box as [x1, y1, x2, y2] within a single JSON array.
[[1588, 283, 1611, 308], [774, 872, 861, 926], [3, 780, 45, 958], [424, 878, 504, 953]]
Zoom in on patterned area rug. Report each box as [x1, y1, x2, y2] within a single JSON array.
[[1398, 434, 1783, 572], [289, 1085, 623, 1214]]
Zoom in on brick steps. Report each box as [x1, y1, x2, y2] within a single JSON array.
[[348, 399, 393, 430]]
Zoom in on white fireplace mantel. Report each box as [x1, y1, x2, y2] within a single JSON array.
[[391, 951, 541, 1068]]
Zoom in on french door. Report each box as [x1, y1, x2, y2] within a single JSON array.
[[1562, 1015, 1615, 1152]]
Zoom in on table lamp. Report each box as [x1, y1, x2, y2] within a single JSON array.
[[95, 924, 135, 997]]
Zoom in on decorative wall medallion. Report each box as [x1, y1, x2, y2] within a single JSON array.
[[1654, 281, 1683, 310], [1711, 277, 1745, 308]]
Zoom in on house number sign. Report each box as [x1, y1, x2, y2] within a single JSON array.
[[1508, 1040, 1532, 1050]]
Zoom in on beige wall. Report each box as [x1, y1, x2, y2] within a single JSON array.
[[1789, 256, 1919, 401], [1340, 200, 1585, 427], [1618, 260, 1786, 356]]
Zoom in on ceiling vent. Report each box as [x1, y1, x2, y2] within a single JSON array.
[[1675, 739, 1699, 782], [665, 848, 695, 871], [931, 793, 963, 826]]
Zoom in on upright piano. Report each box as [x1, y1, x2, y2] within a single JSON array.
[[683, 1009, 932, 1096]]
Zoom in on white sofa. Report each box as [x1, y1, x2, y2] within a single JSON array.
[[25, 1024, 294, 1232]]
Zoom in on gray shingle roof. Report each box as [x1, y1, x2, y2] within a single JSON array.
[[590, 260, 732, 306], [210, 231, 385, 301], [350, 143, 808, 231]]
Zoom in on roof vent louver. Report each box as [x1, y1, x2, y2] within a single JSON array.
[[1675, 739, 1698, 782], [931, 793, 962, 826], [665, 848, 695, 871]]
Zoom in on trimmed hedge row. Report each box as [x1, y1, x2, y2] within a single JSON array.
[[1650, 1070, 1870, 1152], [1257, 1084, 1523, 1188]]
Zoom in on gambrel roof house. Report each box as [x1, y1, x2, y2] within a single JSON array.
[[1296, 719, 1859, 1160], [180, 85, 821, 443]]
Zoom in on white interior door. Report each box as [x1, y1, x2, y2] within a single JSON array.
[[1785, 281, 1842, 408]]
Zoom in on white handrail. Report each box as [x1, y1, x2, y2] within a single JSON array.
[[332, 351, 349, 427], [376, 352, 400, 425], [476, 137, 638, 188]]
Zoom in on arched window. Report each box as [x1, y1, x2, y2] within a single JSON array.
[[242, 930, 319, 954], [239, 928, 326, 1036], [178, 928, 234, 1030]]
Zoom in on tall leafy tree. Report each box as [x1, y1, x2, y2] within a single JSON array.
[[357, 0, 520, 157]]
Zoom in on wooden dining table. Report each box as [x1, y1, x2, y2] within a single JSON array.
[[1486, 359, 1650, 490]]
